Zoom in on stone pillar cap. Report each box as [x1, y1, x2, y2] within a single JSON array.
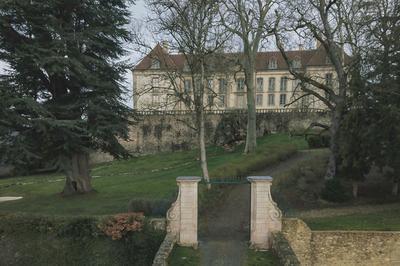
[[247, 176, 273, 182], [177, 176, 202, 182]]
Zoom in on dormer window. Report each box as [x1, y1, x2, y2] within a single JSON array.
[[268, 58, 277, 69], [325, 56, 331, 65], [183, 62, 190, 72], [291, 58, 302, 68], [151, 59, 160, 69]]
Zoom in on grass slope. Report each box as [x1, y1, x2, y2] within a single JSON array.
[[304, 207, 400, 231], [0, 134, 306, 216]]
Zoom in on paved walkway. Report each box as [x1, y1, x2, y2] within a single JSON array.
[[198, 151, 315, 265]]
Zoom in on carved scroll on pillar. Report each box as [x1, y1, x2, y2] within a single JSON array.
[[166, 185, 181, 236], [247, 176, 282, 249]]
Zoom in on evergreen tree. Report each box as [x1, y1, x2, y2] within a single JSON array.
[[0, 0, 134, 195]]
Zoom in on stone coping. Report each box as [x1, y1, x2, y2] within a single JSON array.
[[247, 176, 273, 182], [176, 176, 202, 182]]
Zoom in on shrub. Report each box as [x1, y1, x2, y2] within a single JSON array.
[[321, 178, 349, 202], [128, 198, 172, 217], [272, 151, 329, 210], [306, 134, 330, 148], [98, 213, 144, 240]]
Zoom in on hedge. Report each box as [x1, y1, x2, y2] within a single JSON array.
[[0, 213, 165, 266]]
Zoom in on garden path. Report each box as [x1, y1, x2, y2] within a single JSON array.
[[198, 150, 315, 265]]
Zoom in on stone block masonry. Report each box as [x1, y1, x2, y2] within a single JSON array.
[[281, 218, 400, 266], [90, 110, 330, 163], [248, 176, 282, 249], [166, 176, 201, 248]]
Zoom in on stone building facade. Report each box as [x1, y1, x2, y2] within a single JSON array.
[[132, 43, 336, 111]]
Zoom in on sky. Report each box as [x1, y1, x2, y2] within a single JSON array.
[[0, 0, 149, 108]]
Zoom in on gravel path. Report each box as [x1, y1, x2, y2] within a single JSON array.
[[198, 151, 315, 266]]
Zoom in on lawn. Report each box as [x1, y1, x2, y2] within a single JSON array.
[[246, 249, 281, 266], [167, 246, 281, 266], [0, 134, 307, 216], [304, 207, 400, 231], [168, 246, 200, 266]]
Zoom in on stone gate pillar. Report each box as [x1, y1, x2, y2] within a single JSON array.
[[247, 176, 282, 249], [166, 176, 201, 248]]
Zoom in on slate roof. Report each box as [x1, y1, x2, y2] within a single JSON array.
[[134, 43, 341, 71]]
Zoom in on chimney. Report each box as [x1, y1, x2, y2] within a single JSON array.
[[298, 43, 304, 51], [161, 40, 169, 53]]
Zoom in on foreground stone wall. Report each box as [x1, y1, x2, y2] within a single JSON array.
[[281, 218, 400, 266]]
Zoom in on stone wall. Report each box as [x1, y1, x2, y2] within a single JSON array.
[[281, 218, 400, 266], [282, 218, 312, 265], [109, 110, 329, 160], [311, 231, 400, 265]]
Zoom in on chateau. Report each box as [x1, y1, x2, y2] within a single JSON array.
[[132, 43, 336, 111]]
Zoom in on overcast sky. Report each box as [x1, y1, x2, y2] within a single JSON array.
[[0, 0, 149, 108]]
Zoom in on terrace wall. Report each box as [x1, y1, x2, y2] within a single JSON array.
[[280, 218, 400, 266], [90, 109, 330, 163]]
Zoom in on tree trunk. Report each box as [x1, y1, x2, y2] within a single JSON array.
[[244, 63, 257, 154], [352, 180, 359, 198], [197, 61, 210, 188], [325, 102, 344, 180], [392, 180, 399, 196], [62, 153, 93, 195], [198, 108, 210, 189]]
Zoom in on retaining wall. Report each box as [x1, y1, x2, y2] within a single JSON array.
[[281, 218, 400, 265], [91, 110, 330, 163]]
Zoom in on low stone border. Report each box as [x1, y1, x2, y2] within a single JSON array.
[[152, 233, 177, 266]]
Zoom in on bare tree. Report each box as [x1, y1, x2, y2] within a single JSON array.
[[219, 0, 275, 154], [146, 0, 231, 185], [273, 0, 366, 179]]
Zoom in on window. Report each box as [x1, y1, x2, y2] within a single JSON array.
[[268, 94, 275, 106], [184, 79, 192, 93], [237, 78, 245, 91], [237, 95, 246, 108], [291, 59, 301, 68], [301, 95, 309, 107], [151, 59, 160, 69], [293, 79, 301, 90], [280, 94, 287, 106], [218, 95, 227, 107], [268, 77, 275, 92], [256, 94, 263, 106], [219, 78, 227, 94], [325, 73, 333, 87], [207, 95, 214, 106], [268, 58, 277, 69], [207, 79, 213, 90], [152, 77, 159, 87], [152, 94, 161, 105], [326, 56, 331, 64], [280, 77, 288, 92], [256, 77, 264, 92], [194, 78, 201, 90]]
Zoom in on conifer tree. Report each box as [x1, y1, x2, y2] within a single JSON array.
[[0, 0, 134, 195]]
